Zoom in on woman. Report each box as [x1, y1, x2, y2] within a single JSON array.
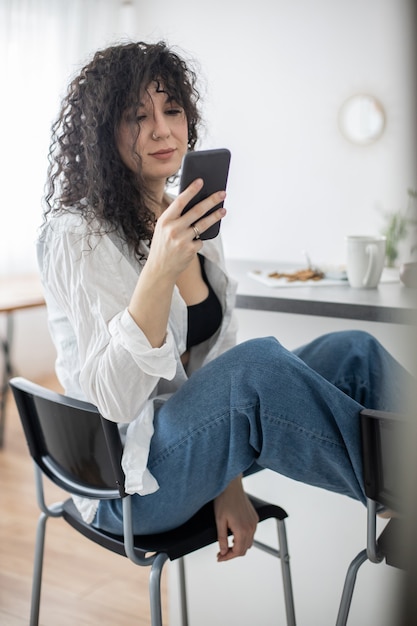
[[38, 41, 408, 562]]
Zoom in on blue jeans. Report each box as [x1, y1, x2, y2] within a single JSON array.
[[93, 330, 409, 534]]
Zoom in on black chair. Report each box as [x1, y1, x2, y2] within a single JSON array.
[[9, 376, 297, 626], [336, 408, 408, 625]]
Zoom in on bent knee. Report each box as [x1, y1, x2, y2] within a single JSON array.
[[229, 337, 298, 373], [320, 330, 378, 351], [234, 336, 284, 359], [342, 330, 381, 352]]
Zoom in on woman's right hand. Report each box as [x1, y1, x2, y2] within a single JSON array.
[[148, 178, 226, 280], [127, 179, 226, 348]]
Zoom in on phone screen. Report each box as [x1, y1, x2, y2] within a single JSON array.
[[179, 148, 231, 239]]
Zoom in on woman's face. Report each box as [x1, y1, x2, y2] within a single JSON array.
[[116, 83, 189, 185]]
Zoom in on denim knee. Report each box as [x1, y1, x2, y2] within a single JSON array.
[[294, 329, 408, 411], [235, 336, 282, 355], [229, 336, 287, 365]]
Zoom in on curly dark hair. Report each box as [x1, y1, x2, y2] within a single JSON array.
[[43, 41, 201, 255]]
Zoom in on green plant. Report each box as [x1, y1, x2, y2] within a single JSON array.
[[381, 188, 417, 267]]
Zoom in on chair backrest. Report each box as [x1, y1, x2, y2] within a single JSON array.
[[9, 377, 125, 500], [360, 408, 406, 513]]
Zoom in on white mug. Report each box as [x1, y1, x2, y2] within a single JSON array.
[[346, 235, 386, 288]]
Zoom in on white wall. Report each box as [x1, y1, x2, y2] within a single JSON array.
[[127, 0, 416, 266], [1, 307, 56, 381]]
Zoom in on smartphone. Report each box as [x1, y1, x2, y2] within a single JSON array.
[[179, 148, 231, 240]]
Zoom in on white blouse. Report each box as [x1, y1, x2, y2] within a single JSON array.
[[37, 210, 238, 522]]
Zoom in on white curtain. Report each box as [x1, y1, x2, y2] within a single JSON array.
[[0, 0, 135, 275]]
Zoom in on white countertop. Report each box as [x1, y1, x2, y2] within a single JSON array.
[[226, 259, 417, 324]]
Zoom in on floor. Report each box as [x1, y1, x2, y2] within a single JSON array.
[[0, 374, 168, 626]]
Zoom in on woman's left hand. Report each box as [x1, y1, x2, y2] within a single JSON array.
[[213, 475, 259, 562]]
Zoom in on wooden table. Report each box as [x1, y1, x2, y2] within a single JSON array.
[[0, 274, 45, 446], [226, 259, 417, 325]]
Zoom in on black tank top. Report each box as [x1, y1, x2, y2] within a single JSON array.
[[186, 255, 222, 350]]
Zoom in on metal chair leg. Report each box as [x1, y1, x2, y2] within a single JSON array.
[[29, 466, 64, 626], [277, 518, 297, 626], [253, 518, 296, 626], [0, 314, 14, 447], [149, 552, 170, 626], [177, 557, 189, 626], [30, 512, 48, 626], [335, 549, 368, 626]]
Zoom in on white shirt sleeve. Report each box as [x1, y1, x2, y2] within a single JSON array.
[[38, 214, 178, 424]]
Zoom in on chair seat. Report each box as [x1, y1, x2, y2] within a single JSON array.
[[63, 495, 288, 561]]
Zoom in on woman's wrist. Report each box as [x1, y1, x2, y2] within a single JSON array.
[[128, 262, 175, 348]]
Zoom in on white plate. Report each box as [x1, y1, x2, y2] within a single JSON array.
[[248, 269, 347, 288], [248, 266, 399, 288]]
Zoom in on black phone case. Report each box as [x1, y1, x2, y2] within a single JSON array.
[[179, 148, 231, 239]]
